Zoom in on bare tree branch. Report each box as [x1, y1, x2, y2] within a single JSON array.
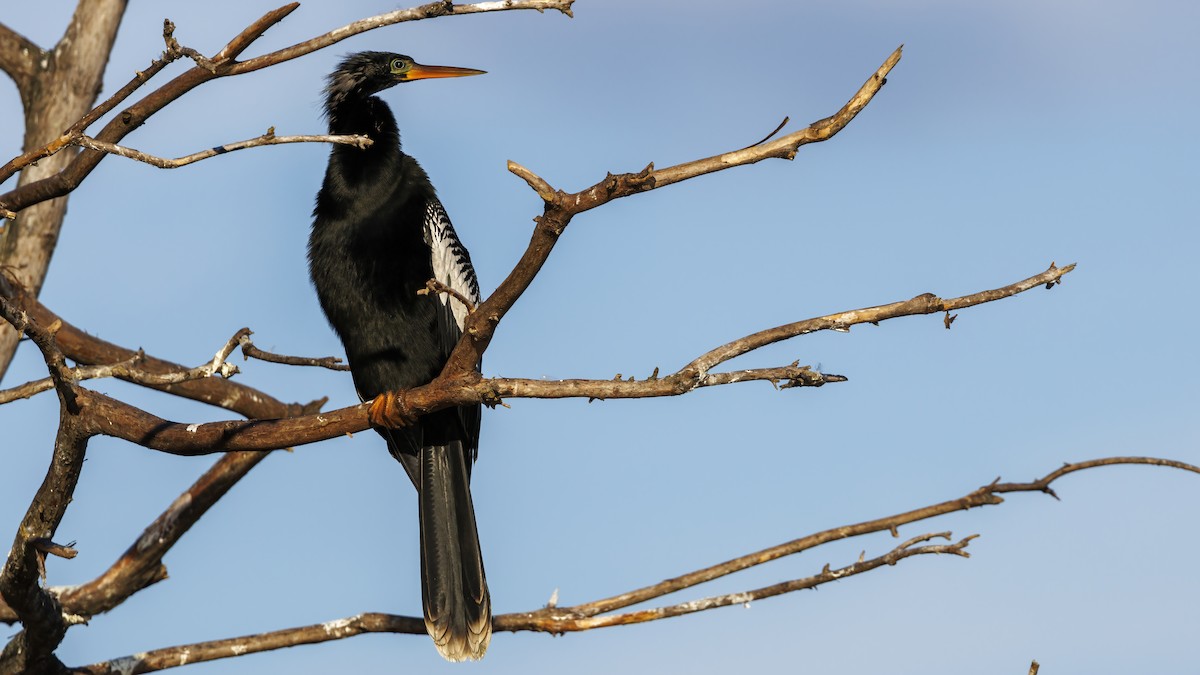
[[683, 261, 1074, 376], [376, 261, 1072, 425], [0, 1, 574, 382], [0, 294, 90, 674], [0, 0, 128, 383], [237, 330, 350, 372], [0, 279, 324, 625], [0, 261, 1069, 456], [445, 45, 904, 380], [73, 456, 1199, 673], [225, 1, 575, 78], [0, 356, 140, 405], [0, 274, 318, 416], [0, 19, 201, 185], [0, 1, 573, 217], [71, 130, 372, 169], [78, 535, 969, 674], [0, 23, 42, 96]]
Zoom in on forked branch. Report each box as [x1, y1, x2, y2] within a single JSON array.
[[0, 1, 574, 214], [446, 45, 904, 375], [0, 262, 1073, 455], [75, 456, 1198, 674]]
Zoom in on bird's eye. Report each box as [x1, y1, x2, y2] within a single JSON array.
[[391, 58, 408, 72]]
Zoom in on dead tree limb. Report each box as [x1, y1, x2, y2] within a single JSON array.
[[0, 1, 573, 382], [71, 130, 372, 169], [0, 0, 127, 382], [73, 456, 1199, 674]]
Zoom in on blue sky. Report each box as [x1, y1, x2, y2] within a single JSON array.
[[2, 1, 1198, 673]]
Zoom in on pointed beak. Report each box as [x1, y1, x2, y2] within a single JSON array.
[[402, 62, 487, 82]]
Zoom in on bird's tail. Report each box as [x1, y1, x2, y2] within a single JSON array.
[[419, 441, 492, 661]]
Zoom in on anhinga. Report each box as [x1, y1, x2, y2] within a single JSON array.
[[308, 52, 490, 661]]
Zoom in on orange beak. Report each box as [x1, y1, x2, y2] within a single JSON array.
[[402, 62, 487, 81]]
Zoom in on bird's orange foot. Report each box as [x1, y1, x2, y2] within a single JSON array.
[[368, 391, 417, 429]]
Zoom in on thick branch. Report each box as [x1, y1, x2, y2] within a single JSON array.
[[0, 23, 42, 96], [10, 262, 1071, 456], [0, 0, 127, 383], [0, 296, 90, 673], [0, 282, 323, 624]]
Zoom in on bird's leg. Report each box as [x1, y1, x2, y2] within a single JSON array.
[[368, 390, 418, 429]]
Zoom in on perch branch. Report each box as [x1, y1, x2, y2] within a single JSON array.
[[75, 456, 1197, 673], [1, 262, 1070, 457]]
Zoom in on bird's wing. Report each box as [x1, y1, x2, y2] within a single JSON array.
[[424, 199, 481, 335], [423, 198, 483, 462]]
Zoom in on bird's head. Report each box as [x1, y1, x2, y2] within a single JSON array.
[[325, 51, 486, 102]]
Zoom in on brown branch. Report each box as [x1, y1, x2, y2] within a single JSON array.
[[78, 535, 967, 674], [74, 457, 1197, 673], [0, 323, 243, 406], [11, 261, 1068, 457], [0, 275, 316, 416], [684, 261, 1075, 376], [0, 23, 42, 96], [237, 330, 350, 371], [445, 45, 904, 378], [78, 614, 426, 675], [226, 1, 575, 77], [380, 262, 1072, 422], [0, 18, 193, 185], [417, 278, 477, 314], [0, 0, 127, 384], [0, 281, 324, 625], [71, 130, 372, 169], [0, 1, 572, 217], [505, 533, 976, 633], [0, 295, 89, 674], [0, 356, 140, 405]]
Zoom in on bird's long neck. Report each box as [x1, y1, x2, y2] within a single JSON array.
[[326, 92, 402, 169]]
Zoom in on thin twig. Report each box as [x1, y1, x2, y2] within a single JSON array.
[[738, 115, 790, 151], [417, 278, 477, 314], [237, 330, 350, 371], [0, 355, 140, 404], [72, 130, 372, 169]]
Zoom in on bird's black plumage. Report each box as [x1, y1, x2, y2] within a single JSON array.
[[308, 51, 490, 661]]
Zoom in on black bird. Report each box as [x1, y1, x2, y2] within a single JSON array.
[[308, 51, 490, 661]]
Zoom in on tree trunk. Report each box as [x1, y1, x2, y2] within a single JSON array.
[[0, 0, 128, 381]]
